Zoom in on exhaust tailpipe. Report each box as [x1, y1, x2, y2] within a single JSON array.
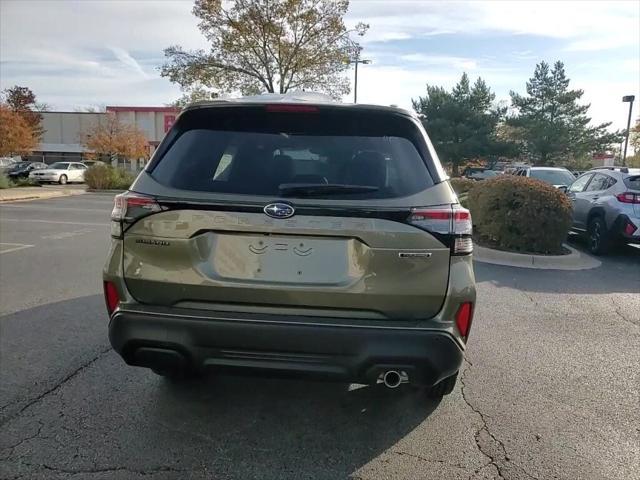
[[382, 370, 403, 389]]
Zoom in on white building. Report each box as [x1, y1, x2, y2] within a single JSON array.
[[28, 106, 178, 164]]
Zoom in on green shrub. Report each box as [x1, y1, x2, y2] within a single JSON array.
[[449, 178, 476, 209], [84, 165, 112, 189], [0, 174, 10, 189], [110, 167, 136, 190], [11, 177, 37, 187], [469, 176, 572, 255], [85, 165, 135, 190], [449, 177, 476, 196]]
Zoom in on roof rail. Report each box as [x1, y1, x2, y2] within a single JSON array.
[[589, 166, 629, 173], [236, 91, 337, 104], [186, 99, 230, 107], [183, 92, 338, 110]]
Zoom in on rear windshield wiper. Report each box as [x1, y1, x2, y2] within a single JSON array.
[[278, 183, 379, 197]]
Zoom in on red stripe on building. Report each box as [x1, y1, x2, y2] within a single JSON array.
[[106, 106, 179, 113]]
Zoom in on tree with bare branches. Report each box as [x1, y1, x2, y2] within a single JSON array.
[[161, 0, 367, 98]]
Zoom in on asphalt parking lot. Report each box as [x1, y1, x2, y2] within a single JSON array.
[[0, 194, 638, 480]]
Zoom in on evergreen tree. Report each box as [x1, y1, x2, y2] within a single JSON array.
[[509, 61, 621, 165], [412, 73, 510, 175]]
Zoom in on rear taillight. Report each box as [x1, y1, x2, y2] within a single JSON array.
[[408, 205, 473, 254], [455, 302, 474, 340], [103, 281, 120, 315], [616, 192, 640, 204], [111, 192, 163, 238]]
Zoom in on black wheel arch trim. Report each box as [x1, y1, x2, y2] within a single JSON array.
[[587, 207, 606, 223]]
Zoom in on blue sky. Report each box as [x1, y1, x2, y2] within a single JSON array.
[[1, 0, 638, 131]]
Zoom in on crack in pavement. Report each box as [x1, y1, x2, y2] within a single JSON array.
[[392, 450, 468, 470], [0, 420, 44, 461], [0, 346, 112, 429], [468, 461, 498, 480], [459, 362, 506, 480], [6, 460, 192, 478], [41, 463, 190, 476], [614, 306, 639, 328], [460, 359, 540, 480]]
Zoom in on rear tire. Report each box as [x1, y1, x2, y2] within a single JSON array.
[[587, 216, 610, 255], [58, 175, 67, 185], [425, 372, 458, 398]]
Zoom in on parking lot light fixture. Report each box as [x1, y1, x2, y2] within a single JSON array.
[[347, 55, 372, 104], [622, 95, 635, 166]]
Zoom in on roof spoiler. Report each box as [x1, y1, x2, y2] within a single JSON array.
[[589, 166, 629, 173]]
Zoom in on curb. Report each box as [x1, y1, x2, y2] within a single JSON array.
[[473, 244, 601, 270], [86, 189, 126, 194], [0, 195, 41, 203], [0, 190, 84, 203]]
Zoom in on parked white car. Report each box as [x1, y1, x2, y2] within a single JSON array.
[[513, 166, 576, 188], [29, 162, 88, 185], [0, 157, 18, 174]]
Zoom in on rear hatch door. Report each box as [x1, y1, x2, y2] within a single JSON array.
[[121, 105, 456, 320]]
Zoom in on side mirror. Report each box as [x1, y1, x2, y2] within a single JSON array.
[[558, 185, 568, 193]]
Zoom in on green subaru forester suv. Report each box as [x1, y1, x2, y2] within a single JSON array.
[[103, 93, 476, 398]]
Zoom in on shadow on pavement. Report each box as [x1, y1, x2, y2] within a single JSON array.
[[1, 294, 443, 479], [566, 233, 640, 263], [145, 373, 442, 478], [474, 238, 640, 294], [0, 295, 108, 424]]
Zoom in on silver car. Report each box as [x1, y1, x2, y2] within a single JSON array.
[[566, 167, 640, 254], [514, 166, 576, 188], [29, 161, 88, 185]]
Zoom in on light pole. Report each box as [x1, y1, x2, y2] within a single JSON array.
[[347, 49, 371, 103], [343, 23, 370, 104], [622, 95, 635, 166]]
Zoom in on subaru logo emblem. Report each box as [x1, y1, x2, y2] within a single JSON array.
[[264, 203, 295, 219]]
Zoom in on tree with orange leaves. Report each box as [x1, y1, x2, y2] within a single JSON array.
[[82, 114, 150, 161], [0, 104, 38, 156]]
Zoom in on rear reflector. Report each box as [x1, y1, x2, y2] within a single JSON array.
[[455, 302, 474, 339], [616, 192, 640, 204], [265, 104, 319, 113], [103, 281, 120, 315], [624, 221, 637, 236]]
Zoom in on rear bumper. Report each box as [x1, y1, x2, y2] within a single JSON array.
[[31, 175, 59, 181], [109, 307, 464, 386], [613, 214, 640, 243]]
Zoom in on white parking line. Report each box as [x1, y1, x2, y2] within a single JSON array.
[[0, 243, 35, 254], [0, 218, 109, 226], [42, 228, 95, 240]]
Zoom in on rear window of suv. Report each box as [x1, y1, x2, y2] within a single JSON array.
[[624, 175, 640, 190], [529, 169, 575, 186], [149, 106, 434, 199]]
